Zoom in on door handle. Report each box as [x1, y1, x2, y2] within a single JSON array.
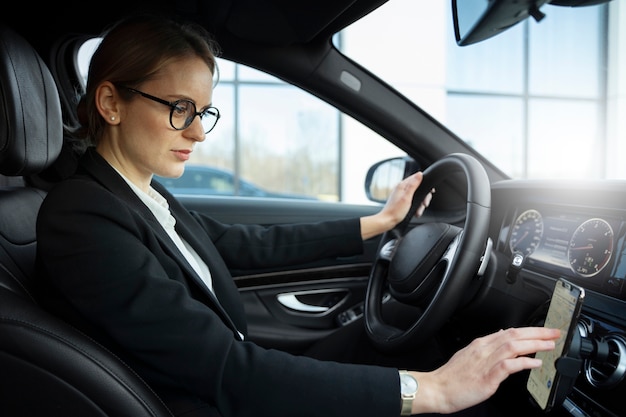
[[277, 294, 329, 313], [276, 289, 348, 313]]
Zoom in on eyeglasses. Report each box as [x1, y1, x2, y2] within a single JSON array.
[[118, 85, 220, 134]]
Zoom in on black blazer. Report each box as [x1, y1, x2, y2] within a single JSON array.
[[36, 148, 399, 417]]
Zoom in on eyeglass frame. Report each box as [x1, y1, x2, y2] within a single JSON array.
[[116, 85, 220, 134]]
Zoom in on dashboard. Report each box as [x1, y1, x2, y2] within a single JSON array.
[[490, 180, 626, 417], [500, 205, 626, 301]]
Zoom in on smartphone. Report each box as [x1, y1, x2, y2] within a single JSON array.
[[527, 278, 585, 411]]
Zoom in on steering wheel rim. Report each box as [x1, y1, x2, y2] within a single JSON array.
[[364, 153, 491, 352]]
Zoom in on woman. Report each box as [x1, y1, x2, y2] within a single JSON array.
[[36, 14, 559, 417]]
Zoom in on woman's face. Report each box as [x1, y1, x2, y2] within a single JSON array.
[[102, 56, 214, 189]]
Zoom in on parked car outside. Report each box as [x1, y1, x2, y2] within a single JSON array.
[[154, 165, 317, 199]]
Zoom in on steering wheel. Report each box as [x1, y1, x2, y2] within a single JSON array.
[[364, 153, 491, 352]]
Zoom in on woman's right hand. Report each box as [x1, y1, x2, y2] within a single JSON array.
[[407, 326, 560, 415]]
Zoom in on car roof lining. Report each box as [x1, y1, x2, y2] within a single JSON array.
[[223, 0, 382, 46], [13, 0, 388, 52]]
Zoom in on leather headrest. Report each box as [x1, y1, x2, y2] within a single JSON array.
[[0, 25, 62, 176]]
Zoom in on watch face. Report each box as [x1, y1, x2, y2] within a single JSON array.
[[400, 373, 418, 395]]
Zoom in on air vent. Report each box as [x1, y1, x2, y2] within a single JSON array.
[[577, 320, 591, 338], [584, 334, 626, 388]]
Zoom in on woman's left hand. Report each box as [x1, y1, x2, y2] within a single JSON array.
[[384, 171, 434, 222], [360, 172, 434, 240]]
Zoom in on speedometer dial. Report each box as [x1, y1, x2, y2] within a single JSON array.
[[509, 209, 544, 256], [568, 218, 614, 278]]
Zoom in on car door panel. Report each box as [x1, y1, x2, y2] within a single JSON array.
[[177, 195, 381, 351], [239, 274, 370, 353]]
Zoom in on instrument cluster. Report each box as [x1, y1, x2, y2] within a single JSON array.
[[503, 206, 626, 299]]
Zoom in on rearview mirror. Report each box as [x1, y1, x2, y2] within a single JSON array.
[[452, 0, 549, 46], [452, 0, 612, 46], [364, 157, 421, 204]]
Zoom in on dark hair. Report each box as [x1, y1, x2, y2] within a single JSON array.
[[74, 13, 220, 146]]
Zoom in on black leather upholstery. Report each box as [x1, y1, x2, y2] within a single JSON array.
[[0, 24, 173, 416]]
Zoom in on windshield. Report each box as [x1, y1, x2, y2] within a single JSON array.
[[340, 1, 623, 180]]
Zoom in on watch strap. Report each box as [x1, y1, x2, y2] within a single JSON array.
[[399, 370, 417, 416]]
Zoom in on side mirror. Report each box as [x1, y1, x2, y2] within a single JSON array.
[[364, 157, 421, 204]]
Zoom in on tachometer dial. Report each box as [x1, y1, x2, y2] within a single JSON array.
[[568, 218, 614, 278], [509, 209, 544, 256]]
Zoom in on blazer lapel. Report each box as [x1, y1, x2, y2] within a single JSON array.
[[164, 193, 248, 335], [78, 149, 243, 337]]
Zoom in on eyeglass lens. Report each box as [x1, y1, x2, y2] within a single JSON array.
[[171, 100, 219, 134]]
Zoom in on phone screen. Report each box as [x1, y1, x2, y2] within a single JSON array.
[[526, 278, 585, 411]]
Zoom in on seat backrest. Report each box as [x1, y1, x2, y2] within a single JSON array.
[[0, 24, 173, 417]]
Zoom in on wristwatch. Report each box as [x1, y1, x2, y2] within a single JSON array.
[[399, 370, 418, 416]]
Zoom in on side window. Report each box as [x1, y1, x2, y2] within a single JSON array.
[[77, 41, 404, 204]]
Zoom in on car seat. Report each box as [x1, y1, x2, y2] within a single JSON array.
[[0, 23, 173, 416]]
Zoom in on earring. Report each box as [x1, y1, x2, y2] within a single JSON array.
[[111, 116, 116, 121]]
